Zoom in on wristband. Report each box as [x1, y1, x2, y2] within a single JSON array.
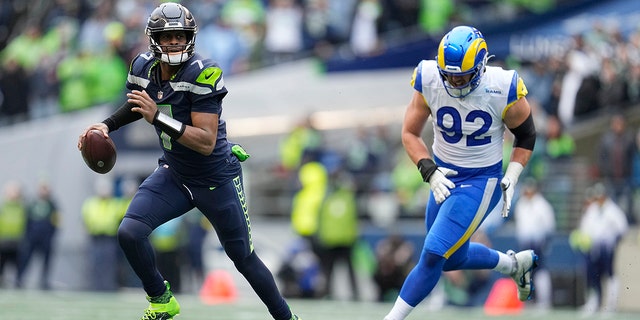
[[153, 111, 186, 140], [503, 162, 524, 186], [417, 158, 438, 182]]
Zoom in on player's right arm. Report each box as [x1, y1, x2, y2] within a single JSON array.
[[401, 90, 432, 165], [402, 90, 457, 204]]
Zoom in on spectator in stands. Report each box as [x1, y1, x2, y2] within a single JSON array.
[[625, 29, 640, 105], [0, 24, 45, 74], [91, 21, 128, 106], [315, 170, 360, 300], [520, 58, 556, 119], [573, 182, 628, 314], [344, 126, 379, 201], [373, 234, 415, 302], [150, 216, 185, 293], [350, 0, 383, 57], [542, 114, 575, 161], [279, 115, 323, 173], [277, 237, 323, 298], [627, 61, 640, 105], [196, 14, 249, 76], [366, 177, 400, 227], [417, 0, 453, 36], [290, 158, 328, 254], [301, 0, 331, 56], [302, 0, 355, 59], [378, 0, 419, 33], [263, 0, 305, 64], [28, 18, 76, 120], [0, 181, 27, 288], [183, 208, 211, 293], [557, 33, 599, 128], [596, 113, 636, 225], [16, 181, 59, 290], [632, 129, 640, 222], [391, 153, 428, 217], [0, 58, 30, 125], [219, 0, 266, 68], [513, 178, 556, 309], [76, 1, 115, 56], [596, 57, 627, 114], [539, 114, 575, 219], [56, 50, 95, 112], [81, 178, 125, 291], [542, 55, 566, 122]]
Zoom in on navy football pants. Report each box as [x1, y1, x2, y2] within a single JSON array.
[[118, 165, 291, 319]]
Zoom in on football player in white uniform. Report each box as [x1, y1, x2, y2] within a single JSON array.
[[384, 26, 538, 320]]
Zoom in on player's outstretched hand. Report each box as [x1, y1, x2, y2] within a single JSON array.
[[429, 167, 458, 204]]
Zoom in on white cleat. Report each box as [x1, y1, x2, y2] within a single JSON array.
[[507, 249, 539, 301]]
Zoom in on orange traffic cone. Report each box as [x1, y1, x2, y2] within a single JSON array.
[[199, 269, 238, 304], [483, 278, 524, 315]]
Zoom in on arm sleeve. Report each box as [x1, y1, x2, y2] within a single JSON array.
[[102, 101, 142, 132], [509, 112, 536, 151]]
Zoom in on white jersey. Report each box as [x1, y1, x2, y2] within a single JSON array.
[[411, 60, 528, 168], [579, 198, 628, 249], [514, 193, 556, 244]]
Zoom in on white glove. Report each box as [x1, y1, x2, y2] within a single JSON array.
[[500, 162, 524, 218], [429, 167, 458, 204]]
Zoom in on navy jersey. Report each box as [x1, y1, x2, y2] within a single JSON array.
[[126, 52, 240, 187]]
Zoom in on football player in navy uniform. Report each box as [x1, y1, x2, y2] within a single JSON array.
[[77, 3, 300, 320], [383, 26, 538, 320]]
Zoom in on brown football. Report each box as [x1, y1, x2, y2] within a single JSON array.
[[81, 129, 117, 174]]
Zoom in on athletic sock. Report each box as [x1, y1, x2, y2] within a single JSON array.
[[493, 251, 516, 274], [383, 297, 414, 320]]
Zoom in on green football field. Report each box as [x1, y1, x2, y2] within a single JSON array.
[[2, 289, 640, 320]]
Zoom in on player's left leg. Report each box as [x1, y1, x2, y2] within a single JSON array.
[[141, 280, 180, 320], [603, 246, 619, 312], [119, 167, 193, 319], [195, 175, 300, 320], [385, 181, 493, 320]]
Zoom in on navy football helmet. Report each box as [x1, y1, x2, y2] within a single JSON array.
[[146, 2, 198, 65]]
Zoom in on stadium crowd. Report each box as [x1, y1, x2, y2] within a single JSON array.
[[0, 0, 595, 125]]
